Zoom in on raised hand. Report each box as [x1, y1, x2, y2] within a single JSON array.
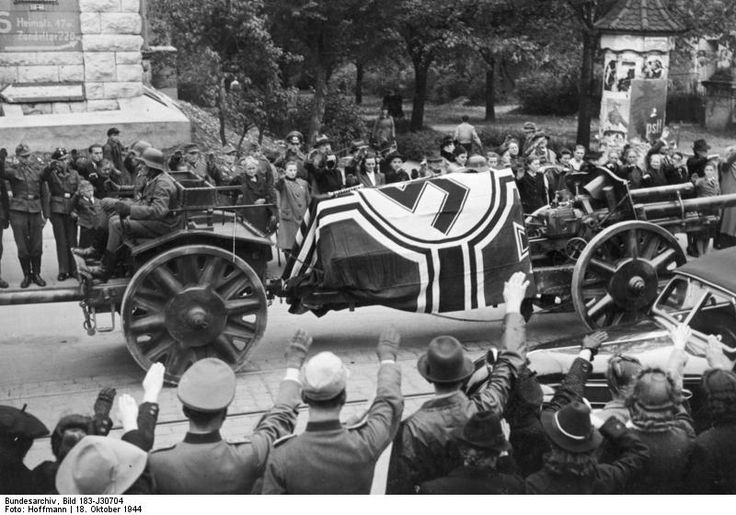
[[116, 394, 139, 433], [503, 271, 530, 313], [142, 362, 165, 403], [285, 329, 313, 369], [376, 326, 401, 362], [582, 331, 608, 351]]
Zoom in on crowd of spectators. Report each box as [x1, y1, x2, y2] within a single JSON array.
[[2, 271, 735, 494]]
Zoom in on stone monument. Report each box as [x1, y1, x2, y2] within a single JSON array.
[[0, 0, 189, 149], [594, 0, 684, 152]]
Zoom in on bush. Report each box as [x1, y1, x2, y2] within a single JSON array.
[[516, 68, 580, 116], [395, 129, 445, 162]]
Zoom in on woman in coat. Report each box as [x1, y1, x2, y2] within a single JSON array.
[[717, 147, 736, 248], [43, 148, 80, 281], [275, 161, 310, 256], [233, 157, 275, 235]]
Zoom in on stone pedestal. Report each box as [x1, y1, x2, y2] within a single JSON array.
[[0, 0, 189, 149], [702, 79, 736, 132], [142, 45, 178, 99]]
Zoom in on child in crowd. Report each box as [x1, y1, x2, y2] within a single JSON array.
[[692, 161, 721, 256], [72, 180, 107, 250], [516, 156, 549, 213], [486, 151, 501, 170]]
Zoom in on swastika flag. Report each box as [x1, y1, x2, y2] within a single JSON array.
[[283, 169, 534, 314]]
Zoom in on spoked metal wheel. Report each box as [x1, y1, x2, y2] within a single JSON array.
[[572, 221, 686, 330], [122, 245, 267, 384]]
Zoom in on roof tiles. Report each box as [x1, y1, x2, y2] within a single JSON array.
[[595, 0, 685, 34]]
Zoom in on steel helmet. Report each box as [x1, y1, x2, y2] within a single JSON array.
[[129, 140, 152, 158], [140, 147, 165, 171]]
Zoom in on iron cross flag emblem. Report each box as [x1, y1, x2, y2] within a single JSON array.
[[284, 168, 535, 315]]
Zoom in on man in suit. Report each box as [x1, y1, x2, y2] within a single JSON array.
[[148, 331, 311, 494]]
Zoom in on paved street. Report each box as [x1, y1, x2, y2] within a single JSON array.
[[0, 224, 587, 492]]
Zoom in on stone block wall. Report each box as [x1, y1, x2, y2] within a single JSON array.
[[0, 0, 144, 113]]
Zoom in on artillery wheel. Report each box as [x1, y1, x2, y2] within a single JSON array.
[[572, 221, 685, 330], [122, 245, 267, 384]]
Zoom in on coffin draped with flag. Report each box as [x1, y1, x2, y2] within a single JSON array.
[[283, 169, 534, 315]]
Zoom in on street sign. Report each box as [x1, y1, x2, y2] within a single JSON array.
[[0, 0, 82, 52]]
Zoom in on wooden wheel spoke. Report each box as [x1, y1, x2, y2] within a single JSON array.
[[223, 320, 256, 341], [164, 346, 194, 378], [651, 247, 677, 272], [225, 297, 262, 316], [200, 256, 225, 287], [178, 255, 201, 286], [627, 229, 639, 258], [143, 334, 175, 361], [129, 313, 166, 334], [151, 266, 184, 296], [218, 275, 251, 300], [641, 233, 660, 259], [588, 293, 613, 318], [589, 258, 617, 276], [132, 294, 164, 314], [213, 334, 241, 364]]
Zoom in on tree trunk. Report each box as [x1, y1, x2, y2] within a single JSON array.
[[410, 60, 430, 132], [484, 58, 496, 122], [576, 31, 597, 148], [355, 61, 364, 105], [308, 62, 329, 146], [217, 81, 227, 146]]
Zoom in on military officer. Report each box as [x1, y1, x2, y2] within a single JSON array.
[[0, 144, 49, 288], [148, 330, 311, 494], [86, 148, 181, 281], [261, 327, 404, 494], [43, 148, 80, 281]]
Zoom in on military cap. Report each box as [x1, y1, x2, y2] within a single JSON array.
[[177, 358, 236, 412], [314, 134, 331, 147], [300, 352, 348, 401], [286, 131, 304, 145], [15, 143, 31, 157], [0, 405, 49, 439], [183, 143, 200, 154]]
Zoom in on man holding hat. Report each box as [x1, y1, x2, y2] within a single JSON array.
[[262, 327, 404, 494], [148, 330, 312, 494], [0, 145, 49, 288], [386, 271, 530, 494], [0, 404, 49, 493], [85, 147, 181, 281], [418, 411, 524, 494]]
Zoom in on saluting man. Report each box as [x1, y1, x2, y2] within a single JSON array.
[[262, 327, 404, 494], [148, 330, 311, 494], [0, 144, 49, 288]]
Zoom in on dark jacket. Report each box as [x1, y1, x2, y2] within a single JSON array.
[[686, 420, 736, 493], [687, 154, 708, 179], [0, 447, 39, 494], [72, 193, 107, 230], [525, 416, 649, 494], [43, 164, 80, 215], [262, 363, 403, 494], [233, 173, 275, 234], [103, 139, 126, 181], [516, 172, 549, 213], [623, 412, 695, 494], [149, 380, 300, 494], [129, 172, 181, 229], [505, 366, 548, 477], [385, 313, 526, 494], [1, 159, 49, 216], [419, 465, 525, 494]]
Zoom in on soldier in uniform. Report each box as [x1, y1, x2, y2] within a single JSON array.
[[261, 327, 404, 494], [148, 330, 311, 494], [86, 148, 181, 281], [43, 148, 80, 281], [0, 145, 49, 288]]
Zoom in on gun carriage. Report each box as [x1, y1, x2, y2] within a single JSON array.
[[525, 165, 736, 330]]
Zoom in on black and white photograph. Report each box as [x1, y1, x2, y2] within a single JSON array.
[[2, 0, 736, 504]]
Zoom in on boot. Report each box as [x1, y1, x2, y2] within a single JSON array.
[[87, 251, 116, 283], [31, 256, 46, 287], [72, 246, 100, 260], [19, 257, 32, 289]]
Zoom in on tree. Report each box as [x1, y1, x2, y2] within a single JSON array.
[[266, 0, 372, 144], [381, 0, 476, 131], [148, 0, 286, 144]]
